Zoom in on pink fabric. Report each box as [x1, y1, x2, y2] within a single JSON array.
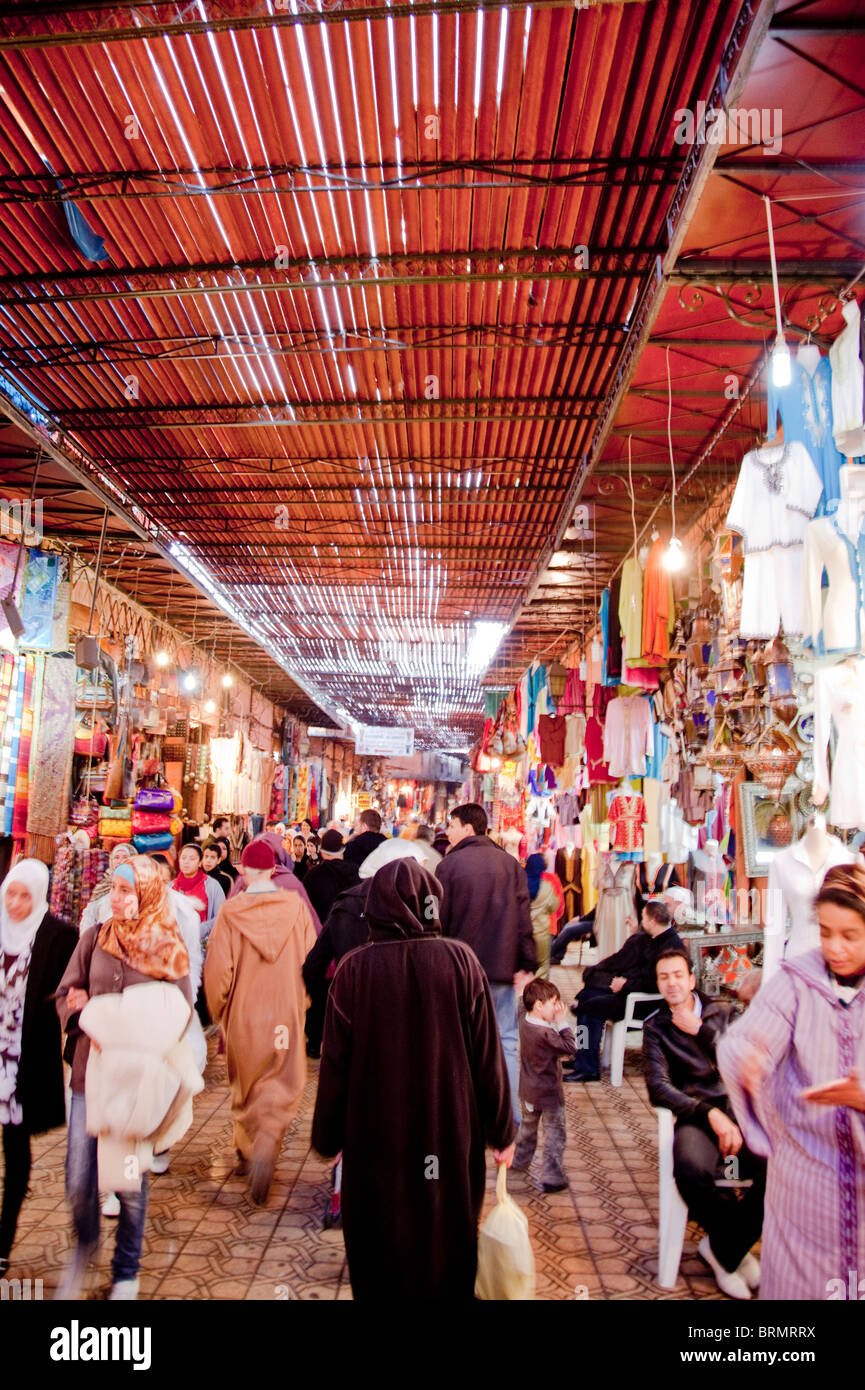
[[621, 664, 660, 690]]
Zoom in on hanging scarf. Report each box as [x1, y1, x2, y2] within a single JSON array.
[[0, 857, 49, 955], [174, 868, 209, 924], [98, 855, 189, 981]]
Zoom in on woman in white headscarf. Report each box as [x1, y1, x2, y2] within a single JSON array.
[[0, 858, 77, 1275]]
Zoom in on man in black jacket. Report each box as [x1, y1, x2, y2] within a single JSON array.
[[642, 947, 766, 1300], [565, 899, 682, 1083], [303, 829, 360, 926], [343, 809, 387, 868], [436, 803, 536, 1125]]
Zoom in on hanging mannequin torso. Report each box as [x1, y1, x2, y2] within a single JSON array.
[[764, 821, 857, 979]]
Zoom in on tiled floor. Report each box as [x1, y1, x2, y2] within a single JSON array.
[[6, 961, 725, 1301]]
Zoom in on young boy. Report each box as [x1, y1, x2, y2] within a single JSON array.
[[512, 978, 576, 1192]]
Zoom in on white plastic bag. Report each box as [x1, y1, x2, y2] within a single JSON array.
[[475, 1163, 536, 1300]]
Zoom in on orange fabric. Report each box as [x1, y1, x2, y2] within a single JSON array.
[[641, 538, 673, 665]]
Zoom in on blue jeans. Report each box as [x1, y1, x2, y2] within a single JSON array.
[[489, 982, 521, 1127], [66, 1093, 149, 1283]]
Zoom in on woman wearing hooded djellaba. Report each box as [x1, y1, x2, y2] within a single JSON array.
[[311, 857, 516, 1300]]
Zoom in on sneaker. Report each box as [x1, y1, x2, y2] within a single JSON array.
[[150, 1150, 170, 1175], [54, 1243, 97, 1301], [541, 1182, 568, 1193], [109, 1277, 139, 1301], [563, 1071, 600, 1083], [101, 1194, 121, 1218], [698, 1236, 752, 1300], [737, 1251, 761, 1290]]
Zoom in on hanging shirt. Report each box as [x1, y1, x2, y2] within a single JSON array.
[[641, 538, 675, 666], [608, 794, 647, 853], [812, 657, 865, 829], [585, 716, 612, 785], [726, 441, 823, 638], [767, 351, 844, 506], [564, 713, 587, 759], [829, 299, 865, 457], [803, 501, 865, 656], [517, 672, 530, 740], [537, 714, 566, 767], [527, 662, 546, 736], [619, 556, 644, 665], [602, 695, 654, 779], [607, 575, 623, 683]]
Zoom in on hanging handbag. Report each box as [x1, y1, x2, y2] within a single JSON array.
[[131, 810, 172, 833], [134, 787, 176, 812], [132, 830, 174, 853]]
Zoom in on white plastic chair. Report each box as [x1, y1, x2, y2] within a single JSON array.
[[655, 1107, 690, 1289], [654, 1106, 755, 1289], [601, 992, 662, 1087]]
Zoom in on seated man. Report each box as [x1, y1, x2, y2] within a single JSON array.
[[566, 899, 682, 1083], [642, 948, 766, 1300], [549, 908, 596, 967]]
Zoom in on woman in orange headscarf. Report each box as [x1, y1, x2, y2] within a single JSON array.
[[55, 855, 192, 1301]]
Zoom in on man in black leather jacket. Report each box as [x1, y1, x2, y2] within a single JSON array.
[[642, 947, 766, 1300]]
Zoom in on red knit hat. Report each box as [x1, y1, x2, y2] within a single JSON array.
[[241, 840, 276, 871]]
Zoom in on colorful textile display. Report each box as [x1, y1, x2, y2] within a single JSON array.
[[20, 550, 60, 649], [49, 842, 108, 927], [27, 652, 76, 840]]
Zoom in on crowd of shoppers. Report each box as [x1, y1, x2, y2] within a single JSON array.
[[0, 801, 862, 1304]]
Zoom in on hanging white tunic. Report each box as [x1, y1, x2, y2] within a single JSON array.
[[813, 658, 865, 829], [725, 441, 823, 638]]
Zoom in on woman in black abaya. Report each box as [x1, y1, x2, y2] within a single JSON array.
[[311, 857, 515, 1300]]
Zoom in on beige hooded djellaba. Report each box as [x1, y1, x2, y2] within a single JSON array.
[[204, 885, 317, 1157]]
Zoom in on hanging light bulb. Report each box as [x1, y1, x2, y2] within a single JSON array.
[[221, 672, 233, 688], [155, 650, 170, 668], [204, 698, 216, 714], [764, 197, 791, 390], [662, 346, 688, 574], [771, 335, 792, 387], [182, 671, 198, 693], [663, 536, 686, 572]]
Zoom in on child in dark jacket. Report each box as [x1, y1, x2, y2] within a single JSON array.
[[512, 978, 576, 1192]]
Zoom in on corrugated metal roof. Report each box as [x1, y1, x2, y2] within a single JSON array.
[[4, 2, 854, 741]]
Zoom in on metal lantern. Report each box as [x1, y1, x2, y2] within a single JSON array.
[[547, 660, 568, 699], [744, 728, 800, 803], [712, 642, 745, 698], [764, 636, 794, 702]]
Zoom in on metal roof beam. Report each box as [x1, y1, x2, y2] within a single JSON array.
[[0, 156, 685, 204], [0, 323, 624, 367], [0, 247, 655, 307], [59, 398, 600, 429], [0, 0, 655, 50], [670, 259, 863, 283]]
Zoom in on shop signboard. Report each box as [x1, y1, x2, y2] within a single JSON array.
[[354, 724, 415, 756], [356, 792, 372, 811]]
